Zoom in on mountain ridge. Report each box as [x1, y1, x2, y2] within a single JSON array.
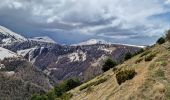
[[0, 25, 145, 99]]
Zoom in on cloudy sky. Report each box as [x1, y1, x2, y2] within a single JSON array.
[[0, 0, 170, 45]]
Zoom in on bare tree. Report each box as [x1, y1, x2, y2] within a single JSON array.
[[166, 29, 170, 41]]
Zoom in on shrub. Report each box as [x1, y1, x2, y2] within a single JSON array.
[[31, 94, 48, 100], [140, 50, 150, 57], [116, 69, 137, 85], [46, 90, 56, 100], [102, 58, 117, 72], [59, 78, 81, 92], [157, 37, 165, 44], [60, 93, 73, 100], [79, 78, 107, 91], [64, 78, 81, 91], [145, 53, 156, 61], [54, 85, 63, 97], [124, 52, 132, 60], [31, 79, 79, 100], [166, 29, 170, 41], [135, 58, 143, 64], [55, 78, 81, 97], [112, 67, 118, 72]]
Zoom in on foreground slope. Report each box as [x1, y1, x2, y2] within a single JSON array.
[[70, 42, 170, 100]]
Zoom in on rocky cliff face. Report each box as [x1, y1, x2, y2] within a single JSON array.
[[6, 40, 142, 83]]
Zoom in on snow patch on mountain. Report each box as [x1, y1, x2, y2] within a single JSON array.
[[0, 47, 18, 60], [72, 39, 111, 46], [98, 46, 116, 54], [29, 36, 56, 43], [72, 39, 145, 48], [17, 47, 38, 57], [68, 51, 86, 62], [17, 47, 45, 63], [0, 25, 26, 45]]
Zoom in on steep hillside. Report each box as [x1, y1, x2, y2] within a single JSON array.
[[0, 25, 26, 46], [0, 57, 53, 100], [0, 47, 18, 60], [70, 42, 170, 100]]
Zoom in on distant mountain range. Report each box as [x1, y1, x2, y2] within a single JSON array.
[[0, 25, 144, 99]]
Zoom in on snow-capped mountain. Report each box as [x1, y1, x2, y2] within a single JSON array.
[[0, 25, 27, 45], [72, 39, 111, 46], [0, 47, 18, 60], [72, 39, 146, 48], [0, 25, 144, 84], [29, 36, 56, 44]]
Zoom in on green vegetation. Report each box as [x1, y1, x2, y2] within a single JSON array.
[[157, 37, 165, 44], [140, 50, 151, 57], [124, 49, 144, 61], [166, 85, 170, 99], [135, 57, 143, 64], [116, 69, 137, 85], [31, 78, 81, 100], [79, 78, 107, 91], [102, 58, 117, 72], [144, 53, 156, 61], [31, 94, 48, 100], [153, 68, 166, 80], [124, 52, 132, 60]]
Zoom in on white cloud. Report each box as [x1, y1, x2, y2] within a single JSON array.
[[0, 0, 170, 44]]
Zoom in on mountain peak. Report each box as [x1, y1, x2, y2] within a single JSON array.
[[0, 25, 27, 45], [29, 36, 56, 43], [72, 39, 111, 46]]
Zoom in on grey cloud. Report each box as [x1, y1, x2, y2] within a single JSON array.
[[0, 0, 170, 45]]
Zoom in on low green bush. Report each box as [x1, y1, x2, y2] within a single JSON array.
[[157, 37, 165, 44], [79, 78, 107, 91], [140, 50, 150, 57], [60, 93, 73, 100], [116, 69, 137, 85], [102, 58, 117, 72], [31, 94, 48, 100], [135, 58, 143, 64], [145, 53, 156, 61], [124, 52, 132, 60], [31, 78, 80, 100]]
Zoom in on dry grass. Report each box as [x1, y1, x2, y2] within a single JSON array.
[[70, 43, 170, 100]]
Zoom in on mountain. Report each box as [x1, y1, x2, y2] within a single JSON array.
[[0, 56, 53, 99], [0, 47, 18, 60], [29, 36, 56, 44], [0, 26, 145, 99], [8, 42, 142, 83], [70, 42, 170, 100], [0, 26, 143, 83], [0, 25, 26, 46], [72, 39, 111, 46]]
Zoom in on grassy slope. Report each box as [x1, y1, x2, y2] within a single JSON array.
[[69, 42, 170, 100]]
